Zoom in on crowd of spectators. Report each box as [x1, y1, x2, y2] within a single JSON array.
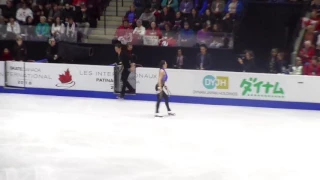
[[0, 0, 101, 43], [294, 0, 320, 75], [114, 0, 243, 48]]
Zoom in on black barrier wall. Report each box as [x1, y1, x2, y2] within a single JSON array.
[[0, 40, 238, 71]]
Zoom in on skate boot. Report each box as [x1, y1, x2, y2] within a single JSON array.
[[155, 113, 163, 117], [168, 111, 175, 116]]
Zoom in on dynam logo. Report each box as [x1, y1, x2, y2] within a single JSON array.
[[203, 75, 229, 89]]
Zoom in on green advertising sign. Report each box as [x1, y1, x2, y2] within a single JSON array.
[[240, 78, 285, 98]]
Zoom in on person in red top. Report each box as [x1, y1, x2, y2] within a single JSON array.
[[145, 21, 162, 38], [299, 40, 315, 65], [310, 9, 320, 31], [114, 20, 133, 44], [304, 56, 320, 76], [0, 48, 13, 61]]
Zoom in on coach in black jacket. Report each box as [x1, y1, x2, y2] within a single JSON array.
[[196, 44, 212, 70]]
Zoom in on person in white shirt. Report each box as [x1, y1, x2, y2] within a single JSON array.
[[16, 3, 33, 23], [133, 20, 146, 37], [7, 17, 20, 35], [290, 57, 303, 75], [51, 17, 65, 41]]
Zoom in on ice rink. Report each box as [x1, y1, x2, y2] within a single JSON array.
[[0, 93, 320, 180]]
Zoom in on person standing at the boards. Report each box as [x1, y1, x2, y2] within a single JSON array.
[[114, 43, 135, 99], [155, 60, 175, 117]]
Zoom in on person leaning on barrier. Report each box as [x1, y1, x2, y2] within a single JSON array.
[[46, 38, 61, 63], [196, 44, 212, 70], [12, 36, 27, 62], [238, 50, 256, 73]]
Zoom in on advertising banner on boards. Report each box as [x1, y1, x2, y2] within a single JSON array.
[[4, 62, 115, 92]]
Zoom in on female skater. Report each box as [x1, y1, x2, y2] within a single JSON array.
[[155, 60, 175, 117]]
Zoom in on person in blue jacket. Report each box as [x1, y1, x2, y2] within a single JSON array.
[[194, 0, 208, 15], [161, 0, 179, 12]]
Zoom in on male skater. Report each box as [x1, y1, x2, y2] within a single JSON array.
[[114, 43, 135, 99]]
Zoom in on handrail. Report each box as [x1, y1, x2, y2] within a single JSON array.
[[104, 7, 106, 35], [116, 0, 118, 16]]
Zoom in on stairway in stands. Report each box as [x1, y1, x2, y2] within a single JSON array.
[[88, 0, 132, 44]]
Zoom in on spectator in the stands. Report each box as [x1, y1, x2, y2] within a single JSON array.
[[162, 22, 175, 38], [0, 16, 6, 38], [46, 38, 61, 63], [304, 25, 315, 43], [211, 0, 225, 20], [201, 9, 215, 25], [194, 0, 208, 15], [132, 19, 145, 44], [134, 0, 146, 15], [222, 12, 234, 32], [225, 0, 243, 15], [180, 21, 194, 46], [180, 0, 193, 17], [188, 8, 201, 31], [6, 17, 20, 38], [158, 7, 174, 29], [16, 3, 33, 24], [173, 48, 185, 68], [311, 0, 320, 14], [299, 40, 315, 65], [145, 21, 162, 38], [275, 52, 287, 74], [65, 17, 77, 42], [238, 50, 255, 73], [48, 4, 61, 23], [87, 3, 99, 28], [309, 9, 320, 31], [196, 44, 212, 70], [0, 48, 13, 61], [2, 0, 16, 22], [268, 48, 279, 73], [196, 22, 212, 46], [212, 23, 222, 32], [139, 7, 155, 28], [52, 16, 65, 41], [76, 2, 90, 40], [13, 36, 27, 61], [115, 19, 133, 44], [127, 43, 137, 63], [124, 5, 138, 25], [61, 4, 75, 22], [33, 5, 46, 24], [290, 57, 303, 75], [161, 0, 179, 12], [24, 16, 35, 39], [159, 23, 177, 46], [172, 11, 183, 31], [304, 56, 320, 75], [146, 0, 161, 10], [36, 16, 50, 39]]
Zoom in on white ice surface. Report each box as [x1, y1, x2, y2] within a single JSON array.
[[0, 93, 320, 180]]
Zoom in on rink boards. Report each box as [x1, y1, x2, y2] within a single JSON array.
[[0, 61, 319, 110]]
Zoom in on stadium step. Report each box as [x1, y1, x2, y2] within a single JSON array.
[[109, 1, 132, 7], [90, 28, 116, 35], [89, 0, 124, 43]]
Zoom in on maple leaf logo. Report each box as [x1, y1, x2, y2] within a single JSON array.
[[59, 69, 72, 83], [56, 69, 75, 88]]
